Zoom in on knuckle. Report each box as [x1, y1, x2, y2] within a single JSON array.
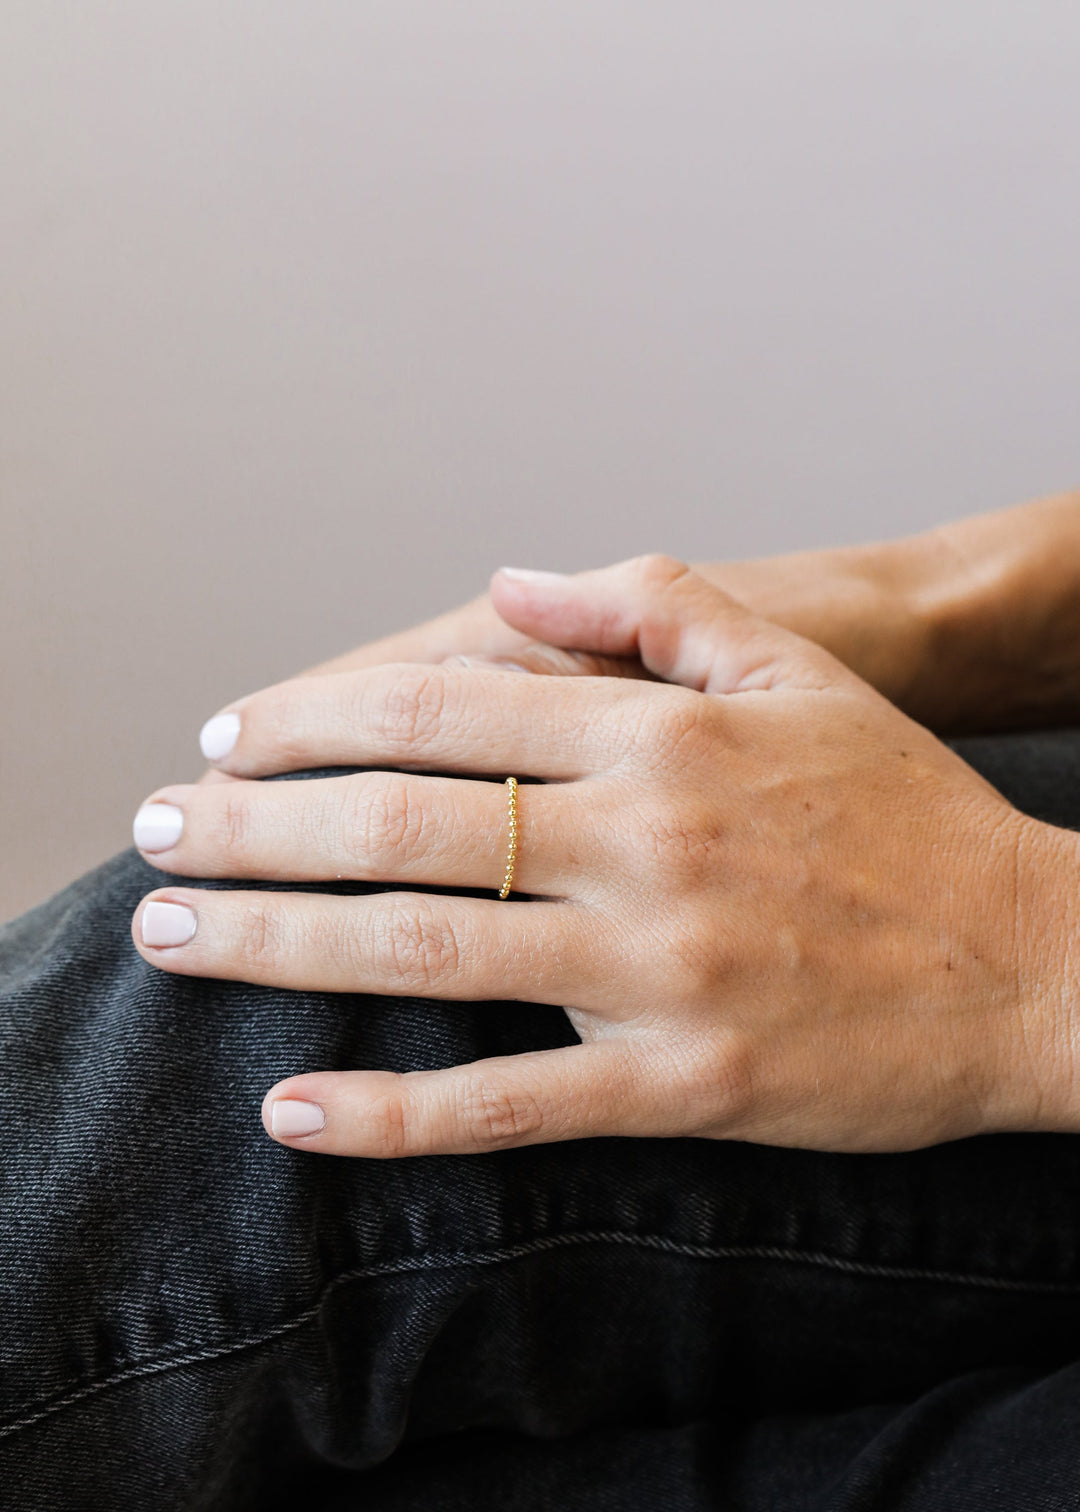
[[633, 552, 691, 592], [648, 908, 737, 1004], [376, 900, 461, 990], [371, 667, 447, 754], [460, 1074, 546, 1148], [658, 689, 709, 745], [664, 1031, 755, 1131], [361, 1089, 412, 1158], [216, 790, 255, 861], [639, 690, 716, 769], [641, 800, 717, 886], [236, 902, 284, 972], [704, 1037, 756, 1125], [348, 773, 427, 873]]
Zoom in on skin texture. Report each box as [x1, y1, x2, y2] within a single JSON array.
[[130, 555, 1080, 1159]]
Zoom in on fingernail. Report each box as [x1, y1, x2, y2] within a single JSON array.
[[141, 901, 197, 948], [445, 654, 532, 673], [199, 712, 240, 761], [497, 567, 569, 585], [270, 1099, 326, 1138], [133, 803, 184, 853]]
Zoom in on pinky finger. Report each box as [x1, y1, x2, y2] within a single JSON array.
[[261, 1041, 652, 1158]]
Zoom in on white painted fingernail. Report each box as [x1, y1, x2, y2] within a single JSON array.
[[446, 654, 532, 673], [199, 712, 241, 761], [141, 901, 197, 948], [133, 803, 184, 853], [497, 567, 569, 585], [271, 1099, 326, 1138]]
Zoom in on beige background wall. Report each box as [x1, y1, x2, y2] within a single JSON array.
[[3, 1, 1079, 923]]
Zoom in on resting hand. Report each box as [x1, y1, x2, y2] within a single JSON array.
[[132, 557, 1076, 1158], [284, 537, 942, 705]]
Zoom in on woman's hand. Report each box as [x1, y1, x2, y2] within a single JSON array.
[[476, 544, 937, 713], [289, 539, 941, 697], [290, 541, 938, 705], [283, 492, 1080, 735], [131, 557, 1079, 1158]]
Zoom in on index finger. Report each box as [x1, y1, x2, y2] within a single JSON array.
[[199, 664, 685, 780]]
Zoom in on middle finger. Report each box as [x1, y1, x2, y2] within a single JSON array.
[[134, 772, 579, 898]]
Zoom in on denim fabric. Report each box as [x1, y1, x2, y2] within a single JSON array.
[[3, 733, 1080, 1509]]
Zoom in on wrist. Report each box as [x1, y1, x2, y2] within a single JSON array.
[[704, 492, 1080, 734], [900, 493, 1080, 731], [831, 520, 1042, 730], [1002, 815, 1080, 1134]]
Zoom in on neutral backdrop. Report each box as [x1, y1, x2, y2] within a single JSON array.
[[3, 1, 1079, 922]]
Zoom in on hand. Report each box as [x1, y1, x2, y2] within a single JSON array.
[[130, 557, 1074, 1158], [477, 544, 936, 714], [195, 592, 539, 787], [295, 491, 1080, 734], [287, 538, 944, 703]]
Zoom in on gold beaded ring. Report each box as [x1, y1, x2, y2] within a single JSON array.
[[498, 776, 519, 899]]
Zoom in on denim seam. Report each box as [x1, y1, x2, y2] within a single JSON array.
[[4, 1228, 1080, 1441]]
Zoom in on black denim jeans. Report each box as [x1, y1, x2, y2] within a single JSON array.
[[4, 732, 1080, 1511]]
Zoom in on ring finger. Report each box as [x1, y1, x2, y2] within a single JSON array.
[[133, 771, 580, 898], [131, 887, 596, 1004]]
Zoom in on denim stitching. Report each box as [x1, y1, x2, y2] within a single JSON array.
[[4, 1228, 1080, 1440]]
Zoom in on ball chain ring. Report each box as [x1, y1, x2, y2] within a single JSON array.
[[498, 776, 519, 899]]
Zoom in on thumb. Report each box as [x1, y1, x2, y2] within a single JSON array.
[[490, 556, 847, 694]]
